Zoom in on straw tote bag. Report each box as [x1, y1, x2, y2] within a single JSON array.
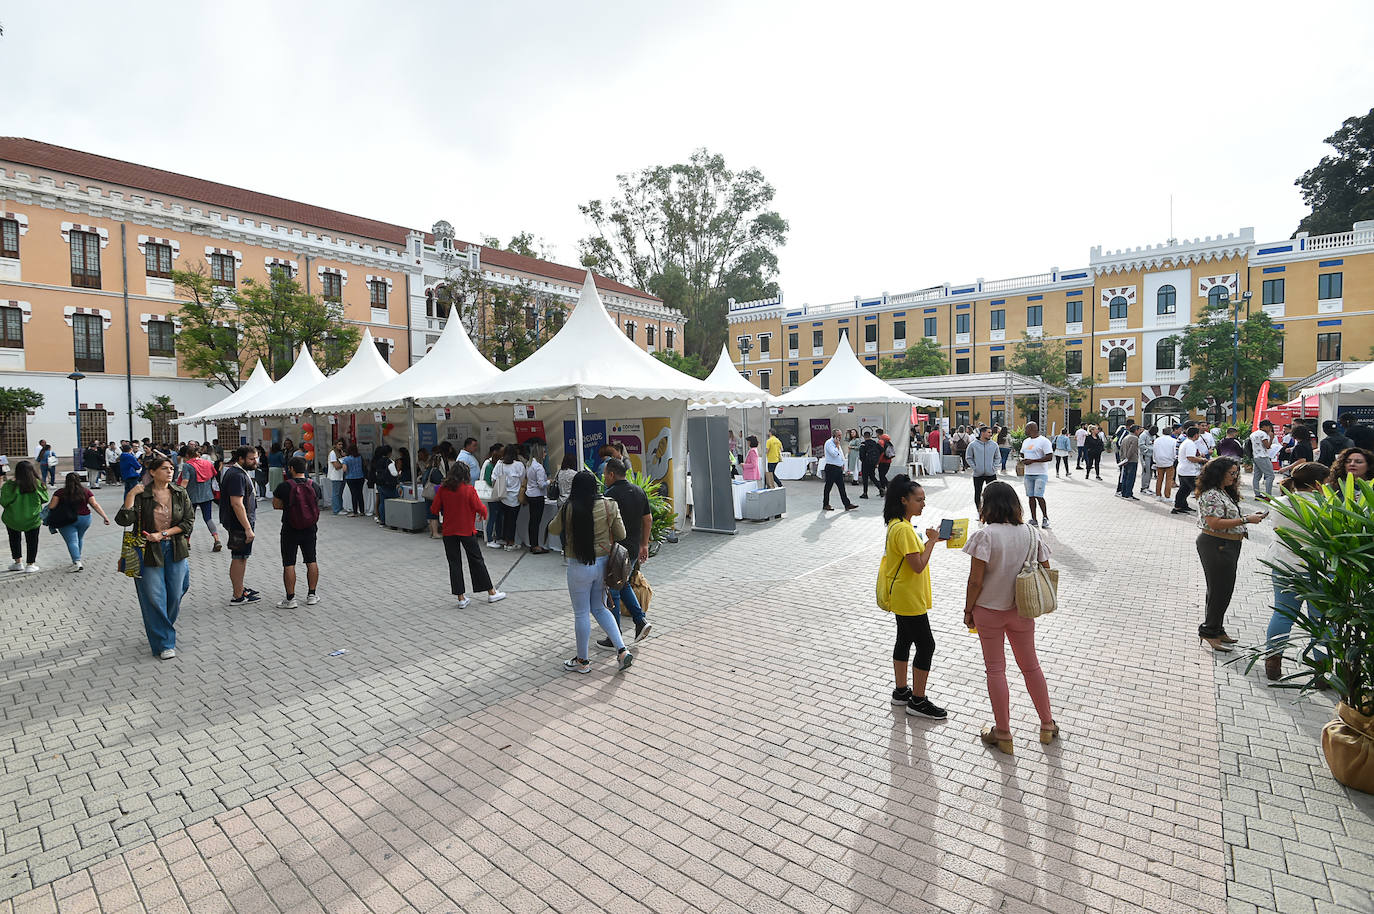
[[1014, 524, 1058, 619]]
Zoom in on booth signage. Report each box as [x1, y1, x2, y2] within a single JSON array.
[[514, 404, 536, 420], [435, 408, 448, 422], [837, 406, 853, 414], [373, 411, 383, 423], [768, 407, 783, 416]]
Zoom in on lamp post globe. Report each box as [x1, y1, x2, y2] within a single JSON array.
[[67, 371, 86, 477]]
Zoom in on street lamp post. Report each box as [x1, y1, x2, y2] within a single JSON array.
[[68, 371, 86, 480], [738, 338, 753, 440]]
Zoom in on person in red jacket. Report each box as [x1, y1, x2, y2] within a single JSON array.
[[431, 462, 505, 608], [876, 429, 896, 493]]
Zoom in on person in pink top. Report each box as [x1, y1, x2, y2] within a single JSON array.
[[741, 435, 762, 481], [961, 480, 1058, 755]]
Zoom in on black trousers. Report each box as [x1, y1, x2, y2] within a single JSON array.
[[1174, 474, 1196, 511], [444, 534, 493, 595], [893, 614, 936, 669], [526, 495, 546, 548], [1083, 452, 1101, 476], [1054, 455, 1071, 474], [346, 478, 366, 513], [8, 527, 39, 564], [1197, 533, 1241, 638], [822, 464, 853, 508], [876, 462, 891, 489], [860, 461, 879, 496], [972, 475, 998, 509]]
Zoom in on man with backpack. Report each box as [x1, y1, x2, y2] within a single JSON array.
[[857, 430, 883, 498], [221, 446, 261, 605], [272, 456, 320, 609], [875, 428, 896, 493]]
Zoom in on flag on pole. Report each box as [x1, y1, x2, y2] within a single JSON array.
[[1253, 380, 1270, 424]]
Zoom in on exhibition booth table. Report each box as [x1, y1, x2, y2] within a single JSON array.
[[774, 455, 817, 480]]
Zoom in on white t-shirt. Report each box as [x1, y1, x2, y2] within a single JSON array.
[[1153, 436, 1179, 467], [1074, 429, 1088, 447], [1021, 436, 1053, 476], [962, 523, 1053, 612], [1176, 438, 1205, 477], [1248, 429, 1271, 459], [1199, 431, 1216, 454], [326, 449, 345, 482]]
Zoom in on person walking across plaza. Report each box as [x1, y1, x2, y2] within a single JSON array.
[[1074, 424, 1088, 470], [1261, 463, 1330, 681], [266, 442, 286, 495], [962, 481, 1057, 754], [36, 440, 57, 487], [857, 430, 882, 499], [822, 429, 858, 512], [1152, 426, 1179, 499], [764, 428, 783, 488], [1082, 425, 1104, 480], [966, 426, 1001, 512], [1248, 420, 1275, 497], [524, 439, 551, 553], [845, 429, 861, 481], [1172, 426, 1207, 514], [597, 458, 654, 647], [878, 474, 948, 719], [3, 461, 49, 572], [176, 446, 223, 552], [1051, 429, 1072, 476], [221, 446, 261, 605], [875, 429, 895, 490], [1019, 422, 1054, 528], [46, 471, 111, 570], [1136, 426, 1155, 494], [996, 425, 1010, 472], [118, 443, 143, 495], [326, 440, 347, 516], [433, 462, 504, 608], [272, 457, 321, 608], [1115, 425, 1141, 499], [104, 442, 120, 486], [1215, 427, 1244, 460], [1195, 457, 1268, 652], [547, 470, 634, 674], [342, 444, 366, 516], [116, 456, 194, 660]]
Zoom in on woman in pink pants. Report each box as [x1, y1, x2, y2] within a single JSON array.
[[961, 481, 1058, 754]]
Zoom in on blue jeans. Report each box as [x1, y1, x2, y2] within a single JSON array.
[[1116, 461, 1138, 496], [376, 485, 399, 524], [134, 541, 189, 655], [609, 575, 646, 628], [567, 555, 624, 659], [998, 447, 1010, 471], [1266, 571, 1326, 659], [57, 513, 92, 563], [123, 477, 140, 494], [487, 502, 504, 543], [330, 480, 345, 515]]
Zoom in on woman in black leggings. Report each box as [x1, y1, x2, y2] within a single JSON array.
[[1082, 425, 1104, 480], [877, 475, 948, 720]]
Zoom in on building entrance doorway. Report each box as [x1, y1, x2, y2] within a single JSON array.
[[1144, 396, 1186, 433]]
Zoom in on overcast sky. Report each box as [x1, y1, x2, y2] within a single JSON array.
[[5, 1, 1374, 305]]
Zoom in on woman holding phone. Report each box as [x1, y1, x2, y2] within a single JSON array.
[[876, 475, 947, 719], [1194, 456, 1268, 652]]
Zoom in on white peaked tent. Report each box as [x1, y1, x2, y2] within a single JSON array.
[[253, 329, 398, 417], [176, 360, 275, 425], [1309, 361, 1374, 423], [691, 344, 773, 409], [773, 332, 939, 463], [239, 344, 328, 418]]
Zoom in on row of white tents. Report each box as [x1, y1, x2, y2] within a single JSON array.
[[178, 273, 938, 525]]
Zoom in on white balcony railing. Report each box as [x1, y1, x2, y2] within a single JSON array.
[[1272, 364, 1285, 378], [1263, 303, 1285, 318], [788, 349, 799, 359], [1109, 317, 1128, 330], [1304, 227, 1374, 251], [864, 341, 877, 353], [893, 339, 906, 350], [990, 329, 1005, 341], [955, 332, 970, 344], [1318, 298, 1343, 314], [1067, 373, 1083, 384], [1026, 327, 1043, 338], [1065, 322, 1082, 335], [1108, 371, 1128, 383], [811, 346, 825, 357], [1153, 368, 1183, 383], [1156, 312, 1179, 327], [982, 271, 1056, 293]]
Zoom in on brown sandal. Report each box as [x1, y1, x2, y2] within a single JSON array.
[[1039, 722, 1060, 744], [980, 726, 1013, 755]]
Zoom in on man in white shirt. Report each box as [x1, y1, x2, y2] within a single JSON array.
[[1172, 427, 1207, 514], [821, 429, 857, 512], [1074, 425, 1088, 469], [325, 440, 346, 516], [1020, 421, 1054, 528], [1199, 427, 1217, 456], [1152, 430, 1179, 498], [1249, 420, 1275, 497]]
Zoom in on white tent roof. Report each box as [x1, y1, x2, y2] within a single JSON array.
[[774, 333, 939, 407], [1307, 361, 1374, 396], [253, 329, 399, 417], [237, 344, 328, 418], [326, 309, 502, 412], [433, 272, 745, 407], [690, 344, 773, 409], [177, 360, 275, 424]]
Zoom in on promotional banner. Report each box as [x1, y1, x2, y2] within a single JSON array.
[[418, 423, 438, 452], [609, 419, 645, 472], [642, 417, 673, 501], [809, 418, 832, 456], [1253, 380, 1270, 424], [445, 422, 475, 444], [479, 423, 504, 456], [514, 420, 547, 447], [770, 418, 800, 455], [357, 424, 376, 449], [564, 419, 607, 468]]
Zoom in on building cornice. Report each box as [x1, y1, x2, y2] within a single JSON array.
[[1249, 222, 1374, 265], [1090, 229, 1254, 276]]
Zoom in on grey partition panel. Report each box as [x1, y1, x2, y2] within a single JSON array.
[[688, 415, 737, 535]]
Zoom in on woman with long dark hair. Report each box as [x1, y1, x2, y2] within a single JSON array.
[[496, 444, 527, 550], [524, 439, 551, 554], [342, 444, 366, 516], [962, 480, 1056, 754], [480, 443, 505, 547], [2, 460, 49, 572], [547, 470, 634, 674], [1194, 457, 1268, 652], [47, 471, 111, 570], [116, 456, 195, 659], [877, 475, 947, 719], [421, 451, 446, 538], [1262, 462, 1330, 681], [432, 462, 504, 607]]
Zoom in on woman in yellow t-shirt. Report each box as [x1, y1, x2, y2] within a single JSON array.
[[877, 474, 947, 718]]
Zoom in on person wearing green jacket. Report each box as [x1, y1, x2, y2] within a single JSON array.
[[2, 460, 49, 573]]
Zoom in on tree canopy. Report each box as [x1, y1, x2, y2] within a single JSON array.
[[1168, 302, 1286, 420], [482, 231, 555, 261], [1295, 108, 1374, 237], [0, 386, 44, 412], [877, 338, 949, 379], [438, 264, 566, 370], [651, 349, 711, 379], [578, 149, 788, 359]]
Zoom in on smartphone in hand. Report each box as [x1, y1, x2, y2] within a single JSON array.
[[938, 518, 954, 541]]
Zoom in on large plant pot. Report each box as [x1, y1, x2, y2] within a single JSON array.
[[1323, 702, 1374, 794]]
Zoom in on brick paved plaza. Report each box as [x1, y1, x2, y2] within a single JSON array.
[[2, 469, 1371, 914]]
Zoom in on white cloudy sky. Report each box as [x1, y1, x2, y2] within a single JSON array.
[[5, 1, 1373, 304]]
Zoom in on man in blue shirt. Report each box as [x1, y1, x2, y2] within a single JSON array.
[[118, 443, 143, 494], [822, 429, 857, 512], [458, 437, 481, 479]]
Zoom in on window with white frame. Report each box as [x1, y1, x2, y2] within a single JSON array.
[[2, 218, 20, 259], [210, 253, 235, 287], [147, 320, 176, 358], [70, 231, 101, 289]]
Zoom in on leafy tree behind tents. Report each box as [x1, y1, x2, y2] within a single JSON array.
[[578, 148, 788, 359], [0, 387, 44, 413], [1294, 108, 1374, 237], [877, 338, 949, 379], [437, 263, 566, 370], [652, 349, 710, 379], [172, 266, 359, 390], [1007, 332, 1076, 420], [1166, 300, 1286, 421]]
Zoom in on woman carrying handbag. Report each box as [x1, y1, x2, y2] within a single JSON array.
[[961, 481, 1057, 754], [115, 456, 195, 660]]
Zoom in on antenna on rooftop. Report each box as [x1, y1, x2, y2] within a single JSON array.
[[1167, 195, 1177, 246]]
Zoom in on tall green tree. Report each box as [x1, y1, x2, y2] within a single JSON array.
[[1167, 300, 1286, 421], [652, 349, 710, 379], [438, 264, 566, 369], [1007, 333, 1076, 418], [0, 387, 44, 412], [1295, 108, 1374, 237], [172, 266, 360, 389], [482, 231, 554, 261], [578, 149, 788, 359], [877, 338, 949, 379]]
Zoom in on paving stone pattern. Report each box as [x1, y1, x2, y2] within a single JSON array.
[[0, 468, 1370, 912]]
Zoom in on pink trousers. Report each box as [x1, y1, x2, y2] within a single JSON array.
[[973, 606, 1054, 734]]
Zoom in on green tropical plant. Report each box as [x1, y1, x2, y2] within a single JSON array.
[[135, 394, 175, 422], [1009, 425, 1028, 453], [1235, 475, 1374, 715], [590, 464, 679, 555]]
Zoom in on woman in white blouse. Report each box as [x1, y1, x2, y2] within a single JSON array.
[[524, 440, 551, 554], [496, 444, 526, 551]]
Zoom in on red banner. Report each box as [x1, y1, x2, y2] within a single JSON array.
[[1253, 380, 1270, 424]]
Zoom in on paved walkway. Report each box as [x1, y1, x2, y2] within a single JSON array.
[[1, 467, 1370, 913]]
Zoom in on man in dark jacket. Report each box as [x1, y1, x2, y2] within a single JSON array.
[[1342, 415, 1374, 451], [596, 458, 652, 646], [1319, 420, 1353, 465], [857, 431, 883, 499]]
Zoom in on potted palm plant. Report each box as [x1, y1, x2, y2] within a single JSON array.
[[1236, 474, 1374, 793], [1009, 426, 1028, 476]]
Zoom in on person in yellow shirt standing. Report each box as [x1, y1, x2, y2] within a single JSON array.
[[764, 430, 783, 488], [876, 474, 947, 718]]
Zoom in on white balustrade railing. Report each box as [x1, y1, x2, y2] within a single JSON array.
[[982, 272, 1056, 293]]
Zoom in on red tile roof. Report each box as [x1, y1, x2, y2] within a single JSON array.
[[0, 137, 660, 303]]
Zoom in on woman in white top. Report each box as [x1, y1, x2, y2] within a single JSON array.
[[524, 440, 552, 554], [961, 480, 1056, 755], [496, 444, 527, 551], [1262, 463, 1329, 681]]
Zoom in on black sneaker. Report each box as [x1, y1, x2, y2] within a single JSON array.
[[891, 686, 913, 705], [905, 697, 948, 720], [228, 591, 261, 606], [634, 621, 651, 642], [596, 636, 618, 650]]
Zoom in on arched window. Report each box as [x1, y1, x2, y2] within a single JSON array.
[[1207, 286, 1229, 309], [1108, 347, 1127, 373], [1109, 295, 1128, 319], [1156, 339, 1176, 370], [1107, 407, 1127, 434], [1157, 285, 1177, 315]]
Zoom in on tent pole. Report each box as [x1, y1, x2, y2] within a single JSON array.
[[406, 397, 419, 498], [575, 395, 586, 471]]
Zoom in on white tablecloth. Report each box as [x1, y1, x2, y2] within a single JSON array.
[[731, 479, 761, 520], [775, 456, 817, 480], [909, 450, 942, 475]]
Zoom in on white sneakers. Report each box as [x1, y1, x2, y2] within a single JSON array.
[[158, 649, 176, 660], [7, 561, 22, 572], [23, 564, 39, 574], [487, 591, 506, 604], [456, 597, 471, 609], [487, 540, 505, 549], [277, 597, 298, 609], [305, 593, 319, 606], [71, 561, 84, 572]]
